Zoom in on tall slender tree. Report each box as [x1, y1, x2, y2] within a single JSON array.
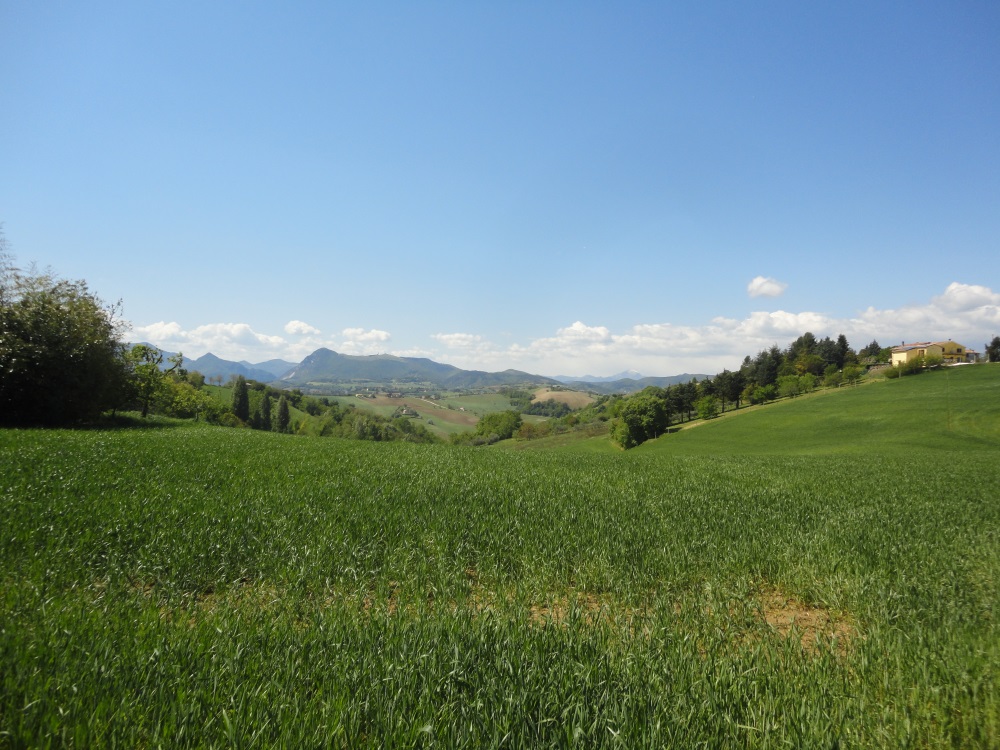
[[127, 344, 164, 418], [276, 395, 290, 433], [835, 334, 851, 369], [231, 376, 250, 423], [261, 392, 273, 431]]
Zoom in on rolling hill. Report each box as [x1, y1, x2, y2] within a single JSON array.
[[279, 348, 560, 390], [639, 363, 1000, 456]]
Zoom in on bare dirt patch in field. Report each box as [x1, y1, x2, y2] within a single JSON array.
[[757, 586, 855, 655], [527, 592, 616, 627]]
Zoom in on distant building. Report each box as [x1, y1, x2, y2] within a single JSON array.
[[890, 340, 975, 366]]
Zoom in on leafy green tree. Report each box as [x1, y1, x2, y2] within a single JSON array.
[[777, 375, 801, 398], [858, 339, 890, 366], [900, 357, 925, 376], [986, 336, 1000, 363], [126, 344, 166, 418], [124, 348, 188, 418], [611, 389, 670, 449], [672, 381, 698, 422], [1, 256, 129, 425], [155, 379, 215, 420], [714, 369, 746, 411], [824, 364, 843, 388], [923, 354, 944, 369], [787, 332, 817, 361], [276, 395, 291, 433], [794, 353, 826, 376], [858, 339, 881, 359], [815, 336, 838, 367], [475, 410, 522, 441], [746, 346, 783, 388], [695, 395, 720, 420], [697, 377, 716, 400], [842, 365, 864, 385], [524, 398, 572, 417], [232, 376, 250, 423]]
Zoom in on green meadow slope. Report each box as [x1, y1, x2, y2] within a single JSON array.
[[640, 363, 1000, 456], [1, 365, 998, 747]]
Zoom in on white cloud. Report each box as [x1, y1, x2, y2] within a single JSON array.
[[285, 320, 320, 335], [339, 327, 392, 355], [424, 281, 1000, 376], [432, 333, 484, 349], [557, 321, 612, 342], [342, 327, 390, 343], [747, 276, 788, 298], [932, 282, 1000, 312], [133, 320, 184, 342], [134, 282, 999, 376], [131, 321, 286, 361]]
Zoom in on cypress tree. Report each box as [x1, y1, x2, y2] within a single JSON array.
[[277, 395, 290, 433], [231, 376, 250, 423], [261, 392, 272, 431]]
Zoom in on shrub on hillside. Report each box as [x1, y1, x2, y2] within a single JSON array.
[[1, 259, 129, 425]]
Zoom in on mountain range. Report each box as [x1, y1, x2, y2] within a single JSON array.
[[139, 344, 704, 394], [553, 370, 646, 383], [559, 374, 709, 395], [280, 348, 559, 390]]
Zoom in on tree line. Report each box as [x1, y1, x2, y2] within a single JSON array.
[[0, 249, 435, 444], [610, 333, 883, 449], [5, 243, 997, 441]]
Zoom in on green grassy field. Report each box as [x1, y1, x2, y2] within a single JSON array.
[[326, 395, 480, 437], [642, 363, 1000, 456], [439, 392, 515, 416], [325, 392, 520, 438], [1, 366, 998, 747]]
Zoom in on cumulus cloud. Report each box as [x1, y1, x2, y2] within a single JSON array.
[[285, 320, 320, 335], [131, 321, 286, 361], [134, 281, 999, 376], [426, 281, 1000, 376], [557, 321, 612, 342], [342, 327, 390, 343], [133, 320, 184, 342], [747, 276, 788, 298], [337, 327, 392, 355], [432, 333, 485, 349], [932, 282, 1000, 312]]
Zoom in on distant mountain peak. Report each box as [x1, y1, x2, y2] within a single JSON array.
[[553, 369, 645, 383], [279, 348, 558, 390]]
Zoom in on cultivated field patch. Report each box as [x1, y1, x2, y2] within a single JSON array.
[[757, 586, 855, 655], [531, 387, 595, 409]]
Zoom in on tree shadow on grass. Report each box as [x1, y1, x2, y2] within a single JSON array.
[[73, 413, 194, 431]]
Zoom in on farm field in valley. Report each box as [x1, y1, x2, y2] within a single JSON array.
[[328, 394, 482, 437], [1, 366, 998, 747], [529, 387, 596, 410]]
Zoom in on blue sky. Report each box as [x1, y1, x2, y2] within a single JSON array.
[[3, 1, 998, 376]]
